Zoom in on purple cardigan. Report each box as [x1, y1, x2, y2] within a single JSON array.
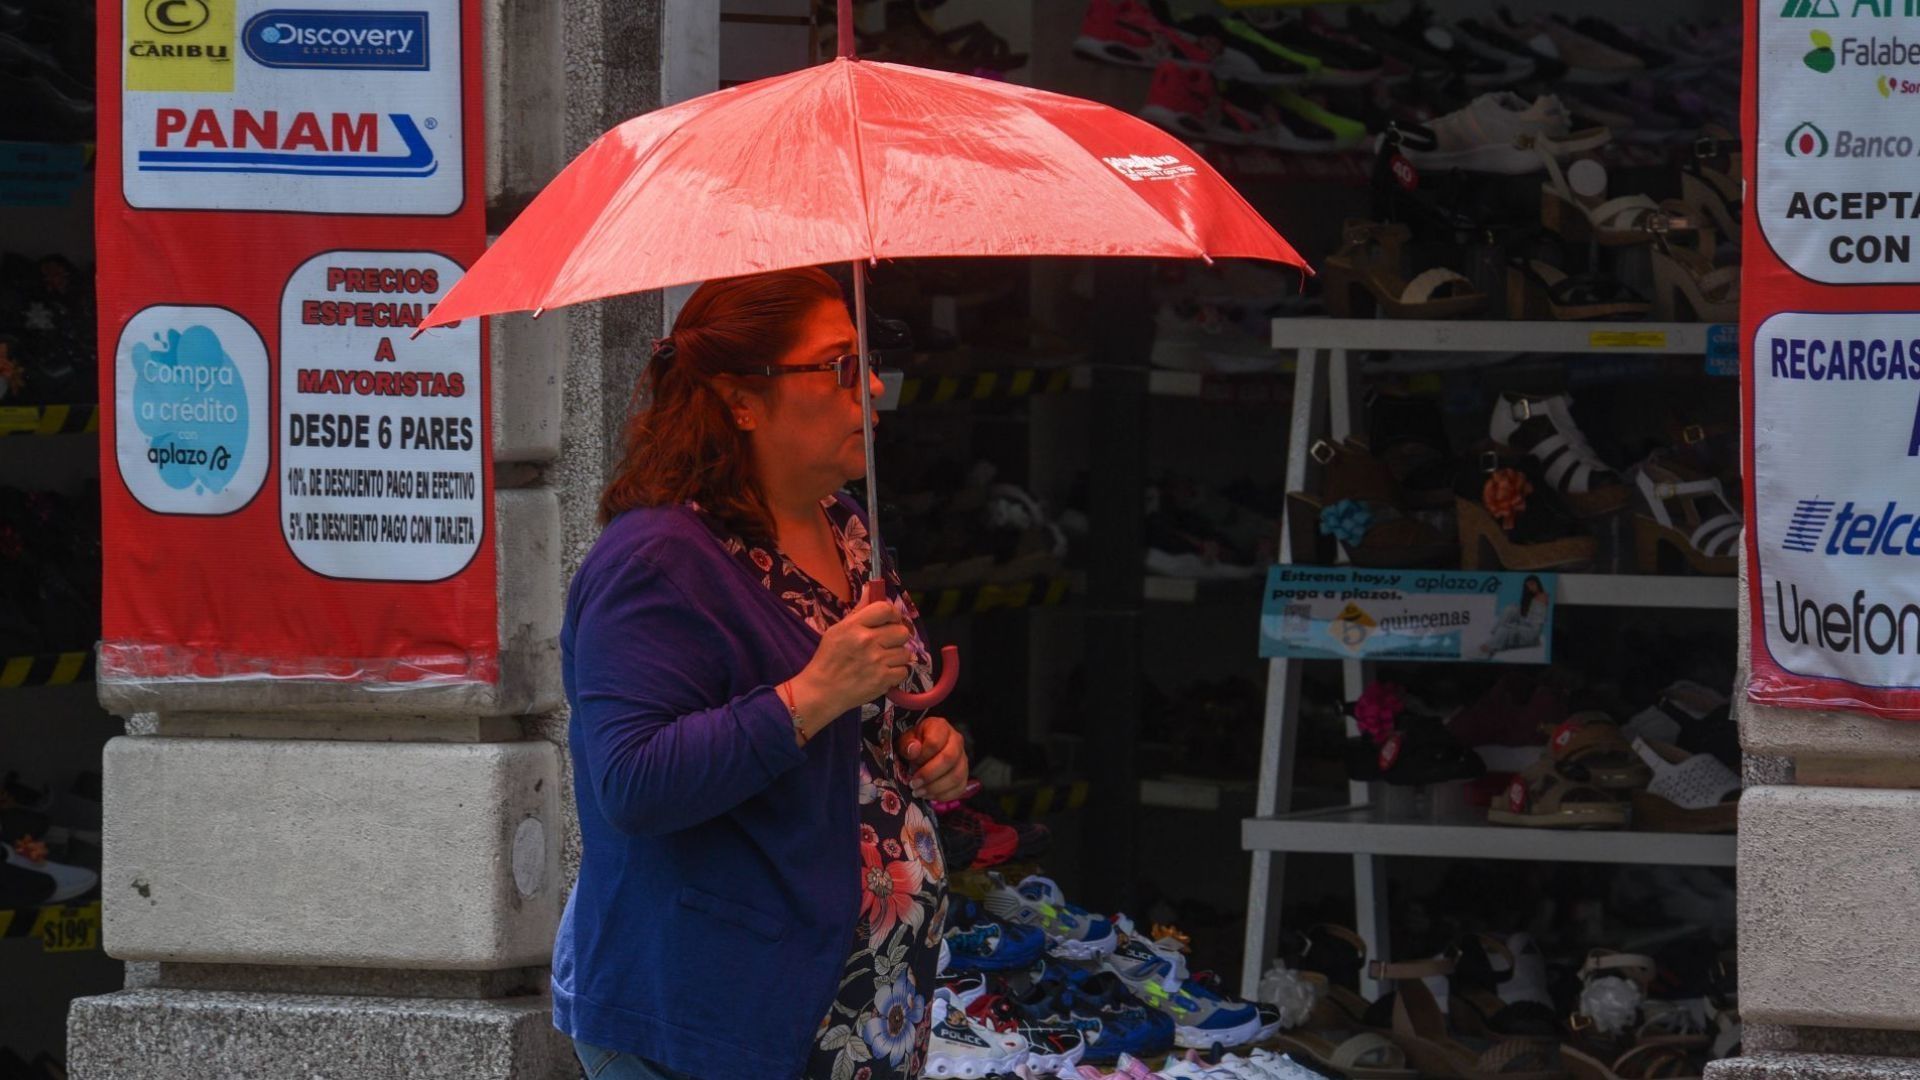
[[552, 498, 869, 1078]]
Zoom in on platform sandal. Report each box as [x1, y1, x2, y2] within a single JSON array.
[[1323, 221, 1488, 319], [1506, 259, 1651, 322], [1678, 131, 1741, 244], [1488, 393, 1629, 517], [1287, 438, 1458, 567], [1548, 714, 1653, 791], [1487, 755, 1629, 829], [1446, 935, 1564, 1042], [1278, 924, 1384, 1033], [1539, 154, 1681, 247], [1371, 957, 1567, 1080], [1456, 450, 1598, 572], [1628, 738, 1741, 834], [1650, 243, 1738, 324], [1630, 462, 1739, 576]]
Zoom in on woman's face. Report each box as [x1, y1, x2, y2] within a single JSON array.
[[741, 298, 884, 490]]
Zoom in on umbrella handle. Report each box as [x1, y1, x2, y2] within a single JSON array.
[[861, 579, 959, 710]]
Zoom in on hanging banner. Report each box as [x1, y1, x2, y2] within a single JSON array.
[[1746, 0, 1920, 717], [97, 0, 496, 690], [1258, 568, 1555, 664]]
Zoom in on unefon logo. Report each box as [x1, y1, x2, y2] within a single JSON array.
[[145, 0, 209, 34], [136, 108, 439, 179], [1787, 120, 1832, 156]]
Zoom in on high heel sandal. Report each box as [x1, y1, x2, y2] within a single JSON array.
[[1507, 259, 1651, 322], [1488, 392, 1631, 518], [1456, 450, 1598, 571], [1649, 243, 1738, 323], [1679, 130, 1741, 238], [1372, 957, 1566, 1080], [1286, 438, 1458, 568], [1539, 154, 1685, 247], [1323, 220, 1488, 319], [1630, 459, 1739, 575]]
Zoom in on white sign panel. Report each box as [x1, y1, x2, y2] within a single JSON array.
[[278, 251, 483, 580], [1753, 310, 1920, 685], [114, 304, 271, 516], [121, 0, 463, 214], [1758, 0, 1920, 283]]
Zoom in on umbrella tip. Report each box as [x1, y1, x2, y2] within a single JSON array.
[[532, 307, 545, 319]]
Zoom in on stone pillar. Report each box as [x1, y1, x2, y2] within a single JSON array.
[[66, 0, 676, 1076], [1706, 557, 1920, 1080]]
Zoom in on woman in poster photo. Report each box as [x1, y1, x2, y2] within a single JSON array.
[[1477, 575, 1550, 659], [554, 267, 969, 1080]]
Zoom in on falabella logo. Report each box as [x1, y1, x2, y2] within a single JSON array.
[[1787, 121, 1832, 156], [1807, 30, 1838, 71], [1782, 0, 1841, 14]]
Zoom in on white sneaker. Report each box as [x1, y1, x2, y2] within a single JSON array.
[[924, 998, 1031, 1079], [2, 841, 96, 903], [1380, 92, 1609, 175]]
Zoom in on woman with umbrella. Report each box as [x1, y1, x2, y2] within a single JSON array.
[[556, 266, 969, 1080]]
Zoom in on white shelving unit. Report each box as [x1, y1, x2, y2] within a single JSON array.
[[1238, 319, 1740, 1001]]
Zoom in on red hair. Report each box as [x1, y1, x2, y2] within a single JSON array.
[[598, 266, 845, 541]]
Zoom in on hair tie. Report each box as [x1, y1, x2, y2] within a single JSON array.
[[650, 336, 676, 362]]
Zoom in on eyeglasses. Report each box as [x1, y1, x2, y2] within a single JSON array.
[[729, 353, 889, 390]]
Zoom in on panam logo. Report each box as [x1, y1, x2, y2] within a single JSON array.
[[243, 10, 429, 71], [136, 108, 438, 178], [1101, 154, 1196, 182]]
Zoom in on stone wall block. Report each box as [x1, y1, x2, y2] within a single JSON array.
[[102, 737, 561, 969]]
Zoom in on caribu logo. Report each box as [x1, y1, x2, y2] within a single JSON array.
[[243, 10, 429, 71], [1783, 498, 1920, 555]]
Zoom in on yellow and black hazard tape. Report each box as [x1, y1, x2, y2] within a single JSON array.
[[896, 367, 1074, 408], [0, 651, 95, 689], [907, 576, 1073, 619], [995, 780, 1090, 821], [0, 404, 100, 438], [0, 900, 101, 952]]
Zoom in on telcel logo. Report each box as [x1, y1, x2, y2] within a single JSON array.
[[243, 10, 429, 71], [1784, 498, 1920, 555]]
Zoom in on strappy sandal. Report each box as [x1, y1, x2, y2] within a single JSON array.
[[1271, 1029, 1417, 1080], [1446, 935, 1563, 1042], [1548, 715, 1653, 791], [1506, 259, 1651, 322], [1488, 392, 1630, 518], [1567, 951, 1659, 1061], [1455, 449, 1598, 572], [1487, 755, 1629, 829], [1539, 154, 1685, 247], [1323, 221, 1488, 320], [1650, 244, 1738, 324], [1629, 738, 1741, 834], [1679, 131, 1742, 243], [1278, 924, 1382, 1033], [1631, 461, 1739, 576], [1371, 957, 1566, 1080], [1563, 1039, 1703, 1080], [1286, 438, 1458, 568]]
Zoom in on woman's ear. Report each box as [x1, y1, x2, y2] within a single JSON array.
[[712, 375, 761, 431]]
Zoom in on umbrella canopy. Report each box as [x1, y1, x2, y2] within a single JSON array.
[[420, 57, 1305, 327]]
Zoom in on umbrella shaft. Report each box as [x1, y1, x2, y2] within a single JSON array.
[[838, 0, 854, 58], [853, 262, 882, 584]]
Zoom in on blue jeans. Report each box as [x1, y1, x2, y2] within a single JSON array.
[[572, 1038, 694, 1080]]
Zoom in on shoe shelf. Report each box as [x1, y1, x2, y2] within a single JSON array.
[[0, 651, 95, 690], [1242, 805, 1734, 867], [905, 574, 1078, 618], [1145, 572, 1735, 609], [0, 900, 101, 953], [0, 404, 98, 438], [1269, 318, 1731, 356], [879, 365, 1292, 411]]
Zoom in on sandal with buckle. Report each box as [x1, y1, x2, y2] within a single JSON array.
[[1630, 460, 1739, 576], [1287, 438, 1458, 568], [1548, 714, 1653, 791], [1372, 957, 1566, 1080], [1455, 447, 1598, 572], [1506, 259, 1652, 322], [1487, 755, 1629, 829], [1323, 220, 1488, 320], [1488, 393, 1630, 517]]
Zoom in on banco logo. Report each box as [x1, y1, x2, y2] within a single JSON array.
[[1782, 497, 1920, 555], [136, 108, 439, 179], [145, 0, 209, 33], [1787, 121, 1832, 155], [244, 10, 430, 71]]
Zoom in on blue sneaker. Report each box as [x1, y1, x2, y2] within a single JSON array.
[[983, 873, 1119, 960], [1047, 970, 1177, 1064], [1104, 935, 1263, 1050], [942, 903, 1047, 972]]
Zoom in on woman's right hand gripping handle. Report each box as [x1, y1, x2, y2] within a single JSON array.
[[784, 599, 912, 740]]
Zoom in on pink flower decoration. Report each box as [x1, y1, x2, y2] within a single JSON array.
[[1354, 681, 1405, 746]]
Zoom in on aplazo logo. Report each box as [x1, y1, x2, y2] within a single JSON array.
[[243, 10, 430, 71], [145, 0, 209, 33], [1787, 120, 1832, 155], [135, 108, 439, 179]]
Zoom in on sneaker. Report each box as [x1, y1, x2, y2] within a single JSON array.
[[966, 994, 1089, 1073], [984, 873, 1120, 960], [1158, 1051, 1242, 1080], [1196, 15, 1317, 86], [1191, 971, 1282, 1041], [940, 970, 990, 1010], [924, 997, 1030, 1079], [1139, 60, 1215, 142], [0, 836, 96, 906], [1104, 936, 1263, 1049], [1211, 86, 1366, 155], [1074, 0, 1214, 70], [1026, 969, 1177, 1065], [1262, 15, 1384, 87], [945, 904, 1050, 972], [1380, 92, 1608, 175]]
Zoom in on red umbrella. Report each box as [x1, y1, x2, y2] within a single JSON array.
[[423, 8, 1308, 708]]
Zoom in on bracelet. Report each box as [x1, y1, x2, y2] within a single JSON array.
[[780, 680, 807, 746]]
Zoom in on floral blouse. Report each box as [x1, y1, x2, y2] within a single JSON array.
[[691, 496, 948, 1080]]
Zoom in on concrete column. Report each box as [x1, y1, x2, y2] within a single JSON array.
[[1707, 556, 1920, 1080], [67, 0, 691, 1076]]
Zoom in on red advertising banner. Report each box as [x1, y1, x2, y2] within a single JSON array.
[[1745, 0, 1920, 717], [96, 0, 496, 690]]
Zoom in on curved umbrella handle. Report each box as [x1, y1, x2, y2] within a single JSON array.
[[861, 580, 960, 710]]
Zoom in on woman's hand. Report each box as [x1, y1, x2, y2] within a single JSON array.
[[790, 599, 912, 724], [900, 716, 969, 801]]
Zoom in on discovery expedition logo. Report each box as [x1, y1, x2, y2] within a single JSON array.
[[135, 108, 439, 178], [243, 10, 430, 71]]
